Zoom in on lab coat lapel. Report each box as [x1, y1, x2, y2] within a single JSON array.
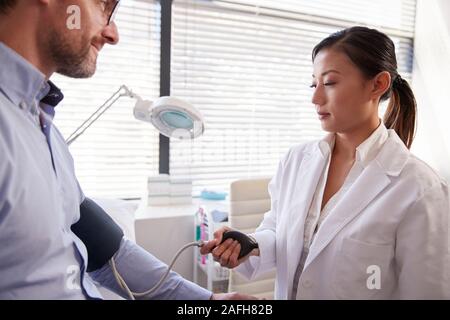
[[303, 159, 391, 270], [286, 147, 327, 288]]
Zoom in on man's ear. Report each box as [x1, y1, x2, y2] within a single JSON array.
[[371, 71, 391, 100]]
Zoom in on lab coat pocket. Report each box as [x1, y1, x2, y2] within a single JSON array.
[[332, 237, 394, 299]]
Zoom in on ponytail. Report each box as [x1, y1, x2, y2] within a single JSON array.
[[383, 76, 417, 149]]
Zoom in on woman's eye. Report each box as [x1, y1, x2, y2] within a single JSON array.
[[309, 82, 335, 88]]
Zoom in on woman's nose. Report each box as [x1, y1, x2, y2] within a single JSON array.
[[311, 85, 325, 106]]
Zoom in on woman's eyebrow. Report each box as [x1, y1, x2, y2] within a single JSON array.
[[312, 69, 341, 78]]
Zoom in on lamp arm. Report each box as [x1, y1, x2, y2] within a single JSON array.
[[66, 85, 136, 146]]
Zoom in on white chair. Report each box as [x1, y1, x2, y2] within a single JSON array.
[[228, 178, 276, 299]]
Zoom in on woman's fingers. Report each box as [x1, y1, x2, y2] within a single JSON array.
[[213, 226, 231, 244], [200, 227, 232, 255], [220, 242, 242, 268], [200, 227, 246, 268], [212, 238, 233, 259], [199, 239, 217, 255], [219, 240, 239, 267], [228, 243, 241, 267]]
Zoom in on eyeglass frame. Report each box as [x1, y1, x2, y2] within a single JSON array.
[[107, 0, 121, 25]]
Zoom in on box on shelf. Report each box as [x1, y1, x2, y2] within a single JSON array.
[[170, 195, 192, 205], [147, 174, 170, 206], [146, 174, 194, 206], [148, 174, 170, 195], [169, 177, 192, 204], [170, 177, 192, 195], [147, 195, 170, 206]]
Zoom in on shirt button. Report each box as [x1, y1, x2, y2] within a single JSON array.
[[302, 279, 312, 288], [19, 102, 26, 110]]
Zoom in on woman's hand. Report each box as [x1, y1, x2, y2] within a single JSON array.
[[199, 226, 259, 268]]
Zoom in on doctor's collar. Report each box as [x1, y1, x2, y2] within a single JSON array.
[[318, 133, 335, 157]]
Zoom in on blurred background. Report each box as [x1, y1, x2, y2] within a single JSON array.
[[53, 0, 450, 199]]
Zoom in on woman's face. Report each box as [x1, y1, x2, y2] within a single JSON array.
[[311, 48, 378, 133]]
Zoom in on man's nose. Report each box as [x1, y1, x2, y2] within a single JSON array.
[[102, 21, 119, 45]]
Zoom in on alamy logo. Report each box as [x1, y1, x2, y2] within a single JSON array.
[[66, 265, 81, 290], [66, 5, 81, 30], [366, 265, 381, 290]]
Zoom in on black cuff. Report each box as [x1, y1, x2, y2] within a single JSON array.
[[71, 197, 124, 272]]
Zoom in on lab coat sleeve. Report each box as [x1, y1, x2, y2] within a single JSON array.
[[236, 149, 289, 280], [394, 181, 450, 299]]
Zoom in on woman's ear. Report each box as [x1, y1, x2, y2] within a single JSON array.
[[371, 71, 391, 100]]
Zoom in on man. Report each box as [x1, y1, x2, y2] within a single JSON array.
[[0, 0, 251, 300]]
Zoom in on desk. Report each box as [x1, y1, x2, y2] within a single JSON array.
[[134, 198, 228, 283]]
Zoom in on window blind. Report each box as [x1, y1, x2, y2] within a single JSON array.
[[53, 0, 161, 199], [170, 0, 416, 195]]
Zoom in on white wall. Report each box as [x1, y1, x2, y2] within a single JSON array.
[[411, 0, 450, 181]]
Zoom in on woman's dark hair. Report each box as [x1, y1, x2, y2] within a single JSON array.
[[312, 26, 416, 149], [0, 0, 17, 14]]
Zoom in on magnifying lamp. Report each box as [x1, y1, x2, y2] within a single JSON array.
[[66, 85, 205, 146]]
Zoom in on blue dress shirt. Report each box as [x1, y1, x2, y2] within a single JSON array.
[[0, 42, 211, 300]]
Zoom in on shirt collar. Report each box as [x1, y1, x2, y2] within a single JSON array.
[[319, 132, 336, 157], [318, 120, 388, 167], [0, 42, 51, 112], [40, 80, 64, 120], [355, 120, 388, 166]]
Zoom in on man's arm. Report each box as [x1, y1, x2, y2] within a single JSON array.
[[73, 198, 257, 300], [72, 197, 212, 299]]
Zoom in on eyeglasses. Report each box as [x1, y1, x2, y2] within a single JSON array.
[[106, 0, 121, 25]]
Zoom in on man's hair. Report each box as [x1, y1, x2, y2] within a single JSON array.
[[0, 0, 17, 14]]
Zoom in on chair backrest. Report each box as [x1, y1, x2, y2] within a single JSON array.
[[228, 177, 275, 299]]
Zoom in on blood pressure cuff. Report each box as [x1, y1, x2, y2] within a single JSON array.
[[71, 197, 124, 272]]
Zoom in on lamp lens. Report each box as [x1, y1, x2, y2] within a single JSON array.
[[160, 110, 194, 130]]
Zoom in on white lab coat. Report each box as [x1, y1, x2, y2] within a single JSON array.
[[236, 130, 450, 299]]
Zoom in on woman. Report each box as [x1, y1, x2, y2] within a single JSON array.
[[200, 26, 450, 299]]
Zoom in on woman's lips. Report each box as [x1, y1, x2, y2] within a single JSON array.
[[317, 112, 330, 120]]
